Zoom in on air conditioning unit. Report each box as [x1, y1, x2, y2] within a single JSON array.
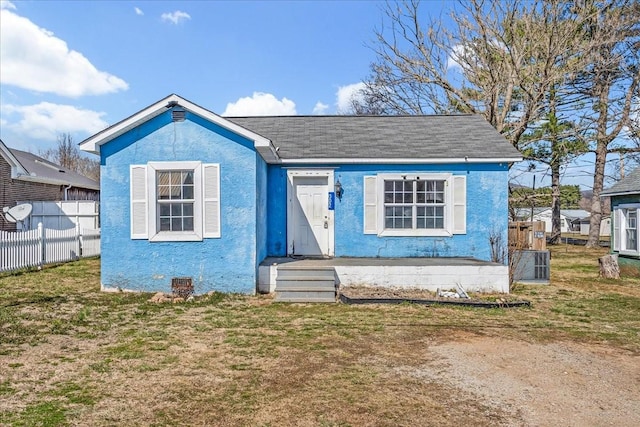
[[512, 250, 550, 284]]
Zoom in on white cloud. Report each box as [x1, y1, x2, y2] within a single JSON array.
[[336, 82, 365, 113], [134, 7, 144, 16], [312, 101, 329, 115], [223, 92, 296, 116], [161, 10, 191, 25], [447, 44, 466, 70], [0, 7, 128, 97], [0, 1, 16, 10], [1, 102, 109, 140]]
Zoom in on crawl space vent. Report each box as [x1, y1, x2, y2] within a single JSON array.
[[171, 277, 193, 298]]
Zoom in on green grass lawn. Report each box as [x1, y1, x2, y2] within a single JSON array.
[[0, 245, 638, 426]]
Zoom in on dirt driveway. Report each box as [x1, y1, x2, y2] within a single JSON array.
[[411, 333, 640, 427]]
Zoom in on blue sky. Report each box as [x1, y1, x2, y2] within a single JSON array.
[[1, 0, 401, 153], [1, 0, 625, 191]]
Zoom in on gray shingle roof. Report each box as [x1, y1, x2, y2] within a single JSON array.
[[601, 167, 640, 196], [9, 148, 99, 190], [227, 115, 521, 161]]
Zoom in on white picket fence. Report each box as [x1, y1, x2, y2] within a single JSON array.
[[0, 223, 100, 273]]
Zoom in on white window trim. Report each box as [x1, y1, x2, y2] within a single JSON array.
[[615, 203, 640, 256], [148, 161, 203, 242], [377, 173, 454, 237]]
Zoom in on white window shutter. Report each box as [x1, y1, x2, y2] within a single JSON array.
[[452, 175, 466, 234], [130, 165, 148, 239], [363, 176, 377, 234], [203, 163, 221, 238], [613, 208, 621, 252]]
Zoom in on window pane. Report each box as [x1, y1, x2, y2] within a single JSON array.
[[169, 185, 181, 200], [183, 217, 194, 231], [627, 210, 637, 250], [171, 203, 182, 216], [159, 218, 171, 231], [183, 203, 193, 216], [628, 210, 637, 229], [183, 185, 194, 199], [416, 180, 425, 203], [157, 172, 170, 186], [183, 171, 194, 185], [417, 206, 444, 229], [385, 206, 412, 229], [159, 204, 170, 216], [170, 172, 182, 185]]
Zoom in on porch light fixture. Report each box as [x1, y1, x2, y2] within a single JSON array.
[[335, 178, 344, 201]]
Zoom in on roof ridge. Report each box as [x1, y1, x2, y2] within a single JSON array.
[[224, 114, 478, 119]]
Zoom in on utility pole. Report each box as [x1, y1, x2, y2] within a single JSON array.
[[530, 175, 536, 225]]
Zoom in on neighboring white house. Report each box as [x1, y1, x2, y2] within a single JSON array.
[[577, 215, 611, 237], [513, 208, 589, 233]]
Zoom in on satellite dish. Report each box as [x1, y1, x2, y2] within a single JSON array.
[[3, 203, 32, 223]]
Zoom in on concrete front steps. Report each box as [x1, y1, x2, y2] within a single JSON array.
[[274, 266, 337, 303]]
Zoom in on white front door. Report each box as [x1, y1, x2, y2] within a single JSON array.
[[290, 176, 331, 256]]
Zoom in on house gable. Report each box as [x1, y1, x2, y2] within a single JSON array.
[[95, 100, 268, 294], [80, 94, 279, 163]]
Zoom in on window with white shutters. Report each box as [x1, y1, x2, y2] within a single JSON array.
[[129, 161, 220, 241], [363, 173, 466, 237]]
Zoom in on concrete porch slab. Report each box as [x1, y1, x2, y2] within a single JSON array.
[[258, 257, 509, 294]]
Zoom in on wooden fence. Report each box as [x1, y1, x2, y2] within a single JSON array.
[[0, 223, 100, 273], [508, 221, 547, 250]]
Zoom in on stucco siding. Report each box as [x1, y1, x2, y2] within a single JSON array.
[[267, 163, 510, 262], [100, 111, 259, 294], [267, 166, 288, 256]]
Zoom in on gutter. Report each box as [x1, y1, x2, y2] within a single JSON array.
[[276, 157, 523, 165]]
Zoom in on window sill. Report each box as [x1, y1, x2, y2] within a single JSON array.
[[149, 231, 203, 242], [618, 250, 640, 257], [378, 229, 452, 237]]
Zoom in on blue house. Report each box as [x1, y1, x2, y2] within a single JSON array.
[[80, 94, 522, 298], [601, 167, 640, 275]]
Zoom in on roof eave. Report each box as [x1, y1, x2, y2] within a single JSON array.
[[14, 174, 99, 190], [275, 156, 523, 165], [600, 190, 640, 198]]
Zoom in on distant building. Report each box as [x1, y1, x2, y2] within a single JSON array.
[[512, 207, 589, 233], [601, 168, 640, 275], [0, 139, 99, 231]]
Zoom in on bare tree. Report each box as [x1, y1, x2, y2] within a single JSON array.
[[571, 0, 640, 247], [359, 0, 588, 149], [39, 133, 100, 181]]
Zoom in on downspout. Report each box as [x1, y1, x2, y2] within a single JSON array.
[[64, 184, 72, 201]]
